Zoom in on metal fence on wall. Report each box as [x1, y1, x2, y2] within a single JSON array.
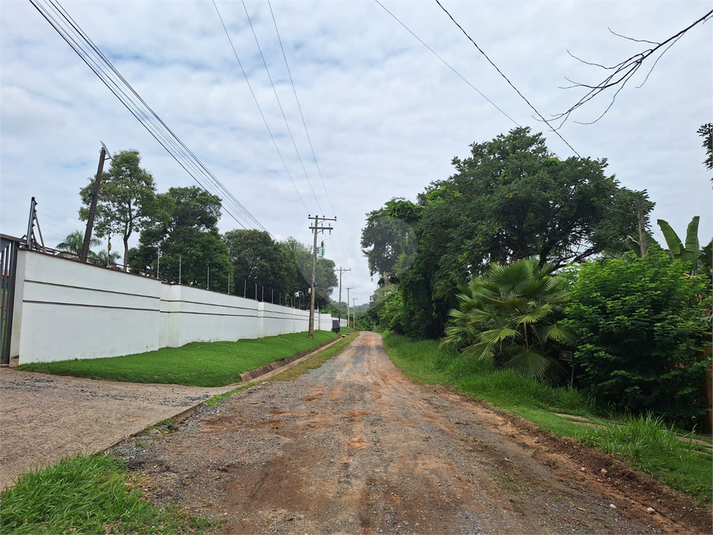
[[0, 235, 20, 365]]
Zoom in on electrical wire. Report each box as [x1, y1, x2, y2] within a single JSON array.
[[266, 0, 348, 261], [241, 0, 324, 214], [373, 0, 519, 128], [211, 0, 310, 215], [432, 0, 581, 157], [29, 0, 268, 232]]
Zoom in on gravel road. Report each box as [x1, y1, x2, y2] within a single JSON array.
[[112, 332, 711, 534], [0, 368, 235, 490]]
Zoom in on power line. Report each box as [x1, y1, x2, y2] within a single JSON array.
[[433, 0, 581, 157], [266, 0, 348, 261], [211, 0, 310, 214], [48, 0, 267, 232], [29, 0, 268, 232], [241, 0, 324, 214], [373, 0, 519, 127]]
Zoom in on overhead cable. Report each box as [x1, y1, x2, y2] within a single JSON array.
[[373, 0, 519, 127], [241, 0, 324, 214], [266, 0, 348, 260], [211, 0, 310, 214], [433, 0, 581, 157], [29, 0, 268, 232]]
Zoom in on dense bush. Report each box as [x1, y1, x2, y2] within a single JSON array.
[[563, 248, 711, 425]]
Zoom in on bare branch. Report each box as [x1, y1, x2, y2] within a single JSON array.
[[608, 27, 660, 45], [555, 9, 713, 126]]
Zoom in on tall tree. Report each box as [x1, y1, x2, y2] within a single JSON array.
[[130, 186, 230, 289], [699, 123, 713, 180], [224, 229, 293, 300], [283, 237, 338, 309], [79, 150, 156, 270], [363, 127, 652, 338], [361, 198, 421, 283]]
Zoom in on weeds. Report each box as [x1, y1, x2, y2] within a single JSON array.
[[0, 454, 213, 534]]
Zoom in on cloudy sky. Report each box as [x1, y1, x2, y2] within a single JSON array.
[[1, 0, 711, 306]]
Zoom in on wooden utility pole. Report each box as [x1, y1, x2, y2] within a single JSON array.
[[336, 267, 351, 324], [81, 144, 110, 262], [308, 215, 336, 339], [345, 286, 353, 330], [636, 194, 648, 257]]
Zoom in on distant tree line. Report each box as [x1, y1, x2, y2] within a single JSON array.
[[71, 149, 337, 309]]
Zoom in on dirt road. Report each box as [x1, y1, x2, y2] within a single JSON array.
[[112, 332, 710, 534]]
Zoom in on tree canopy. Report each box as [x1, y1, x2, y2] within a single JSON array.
[[130, 186, 231, 290], [362, 127, 653, 338], [79, 150, 156, 270]]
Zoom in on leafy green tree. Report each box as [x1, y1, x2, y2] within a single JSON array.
[[79, 150, 157, 270], [361, 198, 421, 282], [441, 258, 571, 379], [56, 230, 100, 259], [130, 186, 230, 290], [563, 248, 711, 425], [364, 127, 650, 339], [282, 238, 338, 309], [224, 229, 294, 300]]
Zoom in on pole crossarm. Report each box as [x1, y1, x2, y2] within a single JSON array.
[[308, 215, 337, 339]]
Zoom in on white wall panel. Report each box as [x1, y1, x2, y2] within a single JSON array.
[[10, 250, 341, 364]]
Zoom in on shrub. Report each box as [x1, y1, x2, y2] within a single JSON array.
[[563, 248, 711, 426]]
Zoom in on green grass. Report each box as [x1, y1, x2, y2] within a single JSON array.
[[0, 454, 214, 534], [17, 330, 342, 387], [382, 332, 712, 505]]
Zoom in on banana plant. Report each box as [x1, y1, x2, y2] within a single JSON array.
[[657, 216, 700, 273]]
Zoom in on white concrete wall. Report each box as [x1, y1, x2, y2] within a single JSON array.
[[10, 250, 345, 364], [162, 285, 259, 347], [12, 250, 161, 363]]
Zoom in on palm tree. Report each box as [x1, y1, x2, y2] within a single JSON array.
[[56, 230, 100, 259], [441, 257, 571, 379]]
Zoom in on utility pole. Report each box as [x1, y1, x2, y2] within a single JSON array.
[[346, 286, 353, 330], [81, 143, 111, 263], [308, 215, 336, 339], [336, 267, 351, 324], [636, 194, 648, 257]]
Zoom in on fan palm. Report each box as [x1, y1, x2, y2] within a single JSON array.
[[56, 230, 100, 259], [441, 257, 571, 379]]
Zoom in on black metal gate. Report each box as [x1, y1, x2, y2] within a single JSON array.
[[1, 236, 20, 365]]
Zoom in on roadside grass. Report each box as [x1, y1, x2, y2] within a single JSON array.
[[0, 454, 214, 534], [267, 331, 359, 382], [17, 330, 342, 387], [382, 332, 712, 505]]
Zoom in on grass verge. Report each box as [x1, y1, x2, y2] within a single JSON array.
[[17, 330, 343, 387], [382, 332, 712, 505], [204, 331, 359, 406], [0, 454, 214, 534]]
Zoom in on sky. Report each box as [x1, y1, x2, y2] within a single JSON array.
[[1, 0, 711, 307]]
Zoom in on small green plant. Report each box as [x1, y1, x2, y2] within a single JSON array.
[[0, 454, 213, 534]]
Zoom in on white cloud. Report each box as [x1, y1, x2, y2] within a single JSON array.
[[2, 0, 711, 305]]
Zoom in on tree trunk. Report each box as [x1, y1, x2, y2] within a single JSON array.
[[123, 235, 129, 272]]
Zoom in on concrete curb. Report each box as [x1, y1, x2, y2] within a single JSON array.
[[107, 333, 355, 448]]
